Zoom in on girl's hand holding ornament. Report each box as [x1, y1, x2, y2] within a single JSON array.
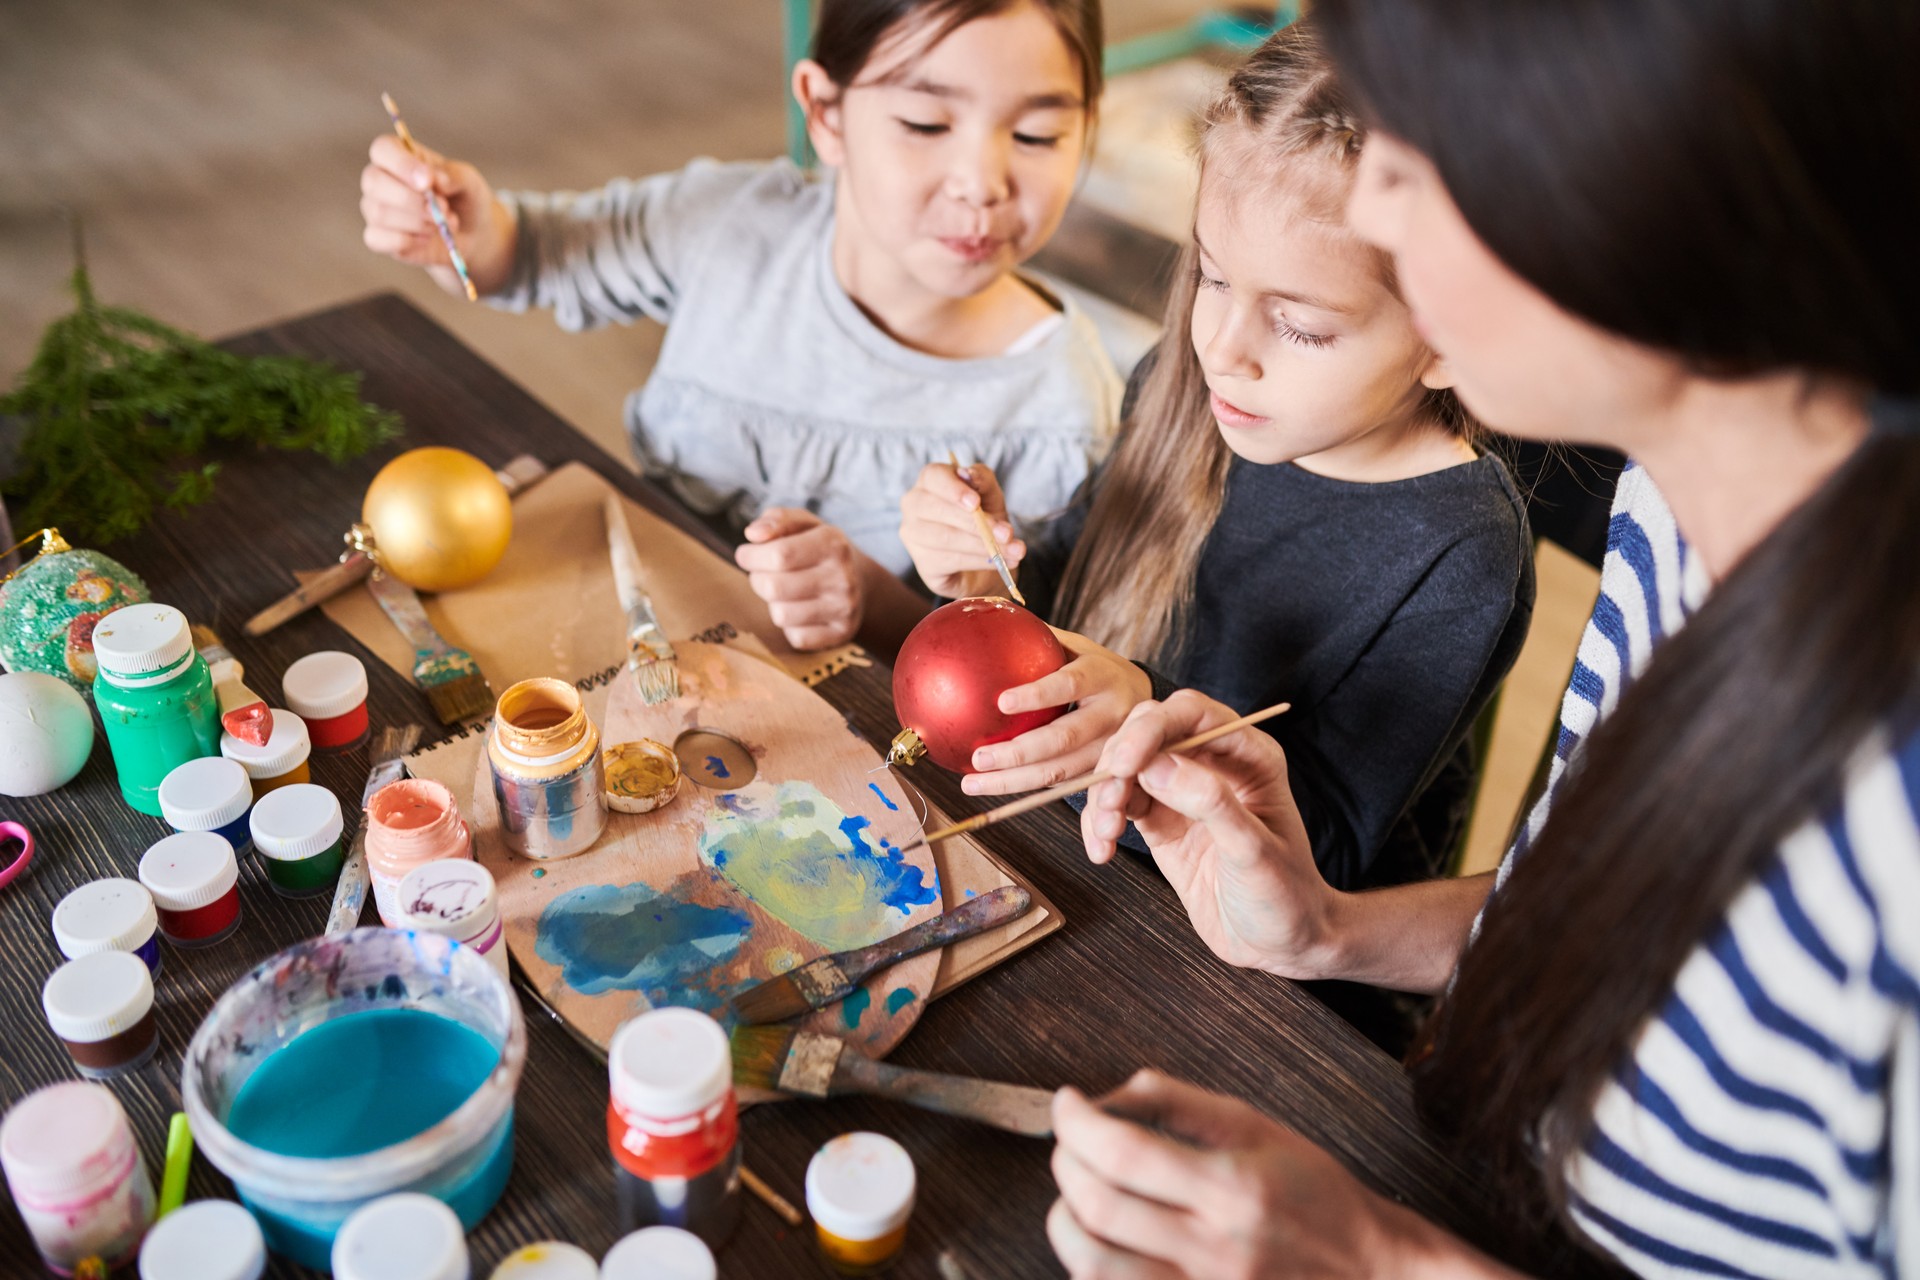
[[900, 460, 1024, 599], [963, 627, 1152, 797]]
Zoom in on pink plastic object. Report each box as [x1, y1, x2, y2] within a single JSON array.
[[0, 821, 33, 889]]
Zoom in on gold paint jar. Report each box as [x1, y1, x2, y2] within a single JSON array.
[[486, 678, 606, 860]]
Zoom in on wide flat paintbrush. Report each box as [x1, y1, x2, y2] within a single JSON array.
[[604, 494, 679, 704], [947, 450, 1025, 605], [364, 570, 493, 724], [730, 1024, 1055, 1137], [732, 886, 1031, 1024], [899, 700, 1292, 853], [189, 624, 271, 746]]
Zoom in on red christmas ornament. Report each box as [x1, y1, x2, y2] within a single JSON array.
[[890, 597, 1068, 773]]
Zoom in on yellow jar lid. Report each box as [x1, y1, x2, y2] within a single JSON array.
[[603, 740, 682, 814]]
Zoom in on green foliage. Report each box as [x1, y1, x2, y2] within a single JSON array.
[[1, 241, 401, 544]]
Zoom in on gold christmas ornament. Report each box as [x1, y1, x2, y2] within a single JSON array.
[[360, 447, 512, 592]]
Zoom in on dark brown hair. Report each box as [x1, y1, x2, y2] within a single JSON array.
[[1319, 0, 1920, 1228], [811, 0, 1103, 111], [1052, 23, 1466, 663]]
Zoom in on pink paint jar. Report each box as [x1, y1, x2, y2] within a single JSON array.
[[139, 830, 243, 947], [282, 651, 370, 754], [365, 777, 472, 927], [1, 1081, 156, 1275], [396, 858, 508, 983]]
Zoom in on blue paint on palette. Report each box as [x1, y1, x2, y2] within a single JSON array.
[[706, 755, 731, 779], [841, 986, 872, 1030], [838, 815, 939, 913], [867, 782, 899, 811], [885, 987, 917, 1016], [535, 879, 752, 1008]]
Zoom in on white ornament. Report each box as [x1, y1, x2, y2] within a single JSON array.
[[0, 671, 96, 796]]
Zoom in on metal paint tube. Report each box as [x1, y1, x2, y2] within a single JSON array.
[[486, 678, 606, 860]]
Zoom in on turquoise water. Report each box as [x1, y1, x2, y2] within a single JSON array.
[[226, 1008, 512, 1269]]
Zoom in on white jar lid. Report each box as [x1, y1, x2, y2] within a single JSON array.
[[92, 603, 192, 677], [51, 877, 157, 958], [282, 650, 369, 720], [138, 1199, 267, 1280], [0, 1081, 139, 1201], [398, 859, 499, 942], [249, 782, 344, 860], [139, 831, 241, 911], [332, 1192, 470, 1280], [599, 1227, 716, 1280], [487, 1242, 598, 1280], [42, 950, 155, 1044], [608, 1008, 731, 1120], [806, 1132, 916, 1243], [158, 756, 253, 831], [220, 708, 311, 778]]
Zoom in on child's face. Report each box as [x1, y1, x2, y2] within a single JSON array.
[[1189, 163, 1448, 473], [814, 3, 1088, 299]]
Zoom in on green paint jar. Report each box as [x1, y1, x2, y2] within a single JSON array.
[[91, 605, 221, 817], [248, 783, 346, 898]]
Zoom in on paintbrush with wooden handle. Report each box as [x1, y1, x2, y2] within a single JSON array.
[[731, 886, 1031, 1024], [897, 700, 1292, 853], [947, 450, 1025, 605], [189, 624, 270, 746], [603, 494, 679, 704], [730, 1025, 1055, 1137]]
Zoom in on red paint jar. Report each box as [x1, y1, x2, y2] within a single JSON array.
[[282, 651, 370, 754], [138, 831, 242, 947], [607, 1009, 741, 1249]]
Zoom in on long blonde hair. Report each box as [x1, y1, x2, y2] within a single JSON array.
[[1053, 23, 1465, 663]]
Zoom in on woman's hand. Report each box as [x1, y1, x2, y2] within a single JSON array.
[[899, 460, 1024, 599], [734, 509, 867, 651], [1081, 692, 1341, 979], [360, 134, 516, 297], [1049, 1073, 1492, 1280], [962, 628, 1151, 796]]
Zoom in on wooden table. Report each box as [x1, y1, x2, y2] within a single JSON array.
[[0, 294, 1582, 1278]]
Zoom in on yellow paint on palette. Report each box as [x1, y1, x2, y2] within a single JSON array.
[[763, 946, 802, 975]]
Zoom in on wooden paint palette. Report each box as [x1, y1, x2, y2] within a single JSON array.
[[472, 642, 943, 1075]]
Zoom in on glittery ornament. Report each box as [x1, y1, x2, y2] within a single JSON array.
[[0, 530, 150, 690]]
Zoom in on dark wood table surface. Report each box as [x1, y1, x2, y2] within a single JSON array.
[[0, 293, 1579, 1279]]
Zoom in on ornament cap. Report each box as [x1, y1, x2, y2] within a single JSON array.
[[886, 728, 926, 768]]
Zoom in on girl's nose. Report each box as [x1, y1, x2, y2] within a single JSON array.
[[1200, 307, 1262, 381], [946, 131, 1013, 208]]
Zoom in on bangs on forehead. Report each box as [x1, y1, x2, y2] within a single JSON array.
[[846, 0, 1098, 107]]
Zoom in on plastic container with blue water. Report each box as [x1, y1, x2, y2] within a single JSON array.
[[181, 928, 525, 1269]]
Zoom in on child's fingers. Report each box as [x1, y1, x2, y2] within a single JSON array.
[[368, 133, 439, 191], [969, 705, 1099, 778], [362, 225, 444, 267], [780, 622, 856, 652], [740, 507, 821, 544], [746, 561, 852, 606], [914, 461, 983, 511], [765, 595, 851, 630]]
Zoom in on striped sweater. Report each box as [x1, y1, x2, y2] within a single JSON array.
[[1491, 464, 1918, 1277]]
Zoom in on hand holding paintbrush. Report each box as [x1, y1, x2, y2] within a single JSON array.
[[364, 95, 517, 302]]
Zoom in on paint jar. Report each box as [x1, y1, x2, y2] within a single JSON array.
[[137, 1199, 267, 1280], [42, 950, 159, 1080], [600, 1227, 717, 1280], [806, 1133, 916, 1276], [607, 1007, 741, 1249], [221, 707, 312, 799], [282, 650, 371, 754], [331, 1192, 471, 1280], [139, 830, 243, 947], [183, 928, 525, 1271], [487, 678, 606, 860], [1, 1081, 156, 1275], [489, 1241, 597, 1279], [397, 859, 507, 982], [52, 876, 161, 975], [92, 603, 222, 816], [158, 754, 254, 853], [248, 782, 345, 898], [366, 777, 474, 926]]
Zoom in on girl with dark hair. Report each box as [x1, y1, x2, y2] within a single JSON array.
[[357, 0, 1117, 630], [1047, 0, 1919, 1276]]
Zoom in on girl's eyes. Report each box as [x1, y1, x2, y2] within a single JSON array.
[[1194, 265, 1228, 293], [1013, 132, 1061, 148], [894, 121, 1062, 147], [1195, 266, 1336, 348], [898, 119, 949, 137]]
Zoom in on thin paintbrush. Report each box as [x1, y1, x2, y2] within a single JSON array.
[[731, 886, 1031, 1024], [947, 450, 1025, 605], [730, 1024, 1055, 1137], [604, 493, 679, 704], [325, 723, 422, 936], [380, 91, 478, 302], [189, 624, 270, 746], [898, 700, 1292, 853], [364, 570, 494, 724]]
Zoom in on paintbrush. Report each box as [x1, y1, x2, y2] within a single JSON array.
[[947, 450, 1025, 605], [325, 723, 423, 936], [604, 493, 680, 704], [730, 1025, 1055, 1137], [898, 700, 1292, 853], [364, 570, 493, 723], [380, 91, 478, 301], [732, 885, 1031, 1024], [189, 624, 271, 746]]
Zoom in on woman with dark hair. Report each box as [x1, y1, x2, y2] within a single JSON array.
[[1046, 0, 1919, 1276]]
